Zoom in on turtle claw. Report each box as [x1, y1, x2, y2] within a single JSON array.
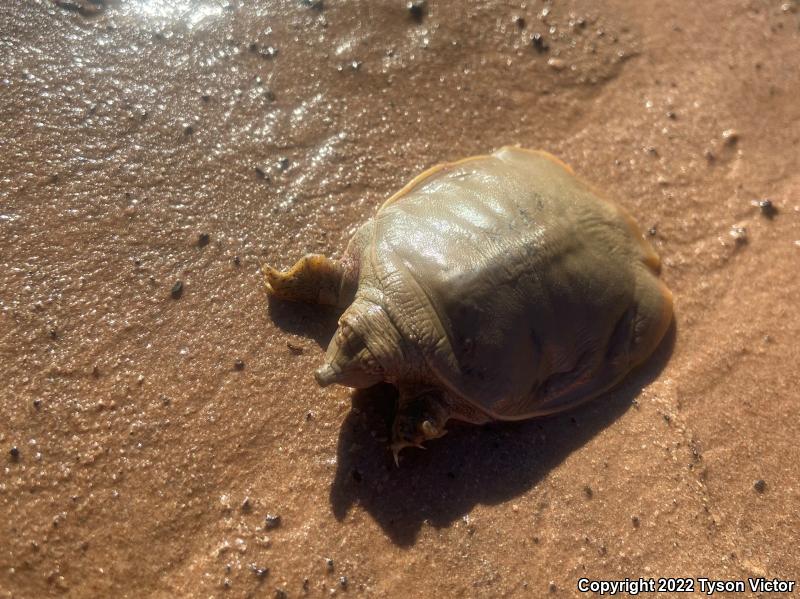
[[390, 440, 427, 467]]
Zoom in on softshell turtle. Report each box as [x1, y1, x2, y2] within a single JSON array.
[[264, 147, 673, 461]]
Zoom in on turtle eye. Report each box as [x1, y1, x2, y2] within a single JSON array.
[[338, 321, 353, 338]]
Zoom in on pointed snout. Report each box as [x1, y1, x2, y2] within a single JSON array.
[[314, 364, 339, 387]]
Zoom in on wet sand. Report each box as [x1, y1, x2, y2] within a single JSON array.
[[1, 1, 799, 597]]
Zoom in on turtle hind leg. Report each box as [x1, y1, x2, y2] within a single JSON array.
[[263, 254, 343, 305]]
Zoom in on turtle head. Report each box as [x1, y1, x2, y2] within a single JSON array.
[[314, 319, 384, 389], [314, 298, 394, 389]]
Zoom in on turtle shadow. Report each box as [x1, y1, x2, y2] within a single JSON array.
[[266, 295, 341, 349], [329, 321, 676, 547]]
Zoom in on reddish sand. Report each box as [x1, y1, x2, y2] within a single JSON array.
[[1, 1, 798, 597]]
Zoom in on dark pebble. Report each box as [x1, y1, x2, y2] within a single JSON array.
[[532, 33, 549, 53], [730, 226, 748, 245], [407, 0, 426, 21], [301, 0, 323, 10], [254, 166, 271, 181], [303, 578, 310, 591], [756, 199, 778, 219], [549, 582, 557, 593], [250, 564, 269, 579], [233, 256, 241, 266], [583, 485, 593, 499], [9, 446, 20, 461], [264, 514, 281, 529], [184, 124, 194, 135], [277, 157, 290, 171], [753, 479, 766, 493], [631, 515, 640, 528], [339, 576, 348, 589], [171, 281, 184, 299], [274, 589, 287, 599], [241, 497, 252, 512], [198, 232, 210, 247], [33, 399, 42, 410], [326, 558, 334, 572], [234, 359, 245, 371], [647, 225, 657, 236], [514, 15, 526, 29], [49, 329, 58, 340], [722, 129, 739, 146], [54, 1, 82, 12]]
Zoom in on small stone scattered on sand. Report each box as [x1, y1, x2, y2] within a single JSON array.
[[171, 281, 184, 299], [753, 479, 766, 493], [722, 129, 739, 145], [532, 33, 549, 53], [729, 225, 747, 244], [407, 0, 426, 21], [286, 340, 304, 354], [752, 199, 777, 218], [250, 564, 269, 579], [265, 514, 281, 529], [259, 46, 279, 59]]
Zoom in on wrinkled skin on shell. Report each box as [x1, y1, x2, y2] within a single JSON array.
[[265, 147, 673, 462]]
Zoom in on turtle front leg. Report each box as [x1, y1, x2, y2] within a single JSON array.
[[263, 254, 343, 306], [391, 385, 451, 465]]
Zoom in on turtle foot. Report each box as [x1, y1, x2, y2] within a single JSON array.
[[263, 254, 342, 305], [390, 386, 450, 465]]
